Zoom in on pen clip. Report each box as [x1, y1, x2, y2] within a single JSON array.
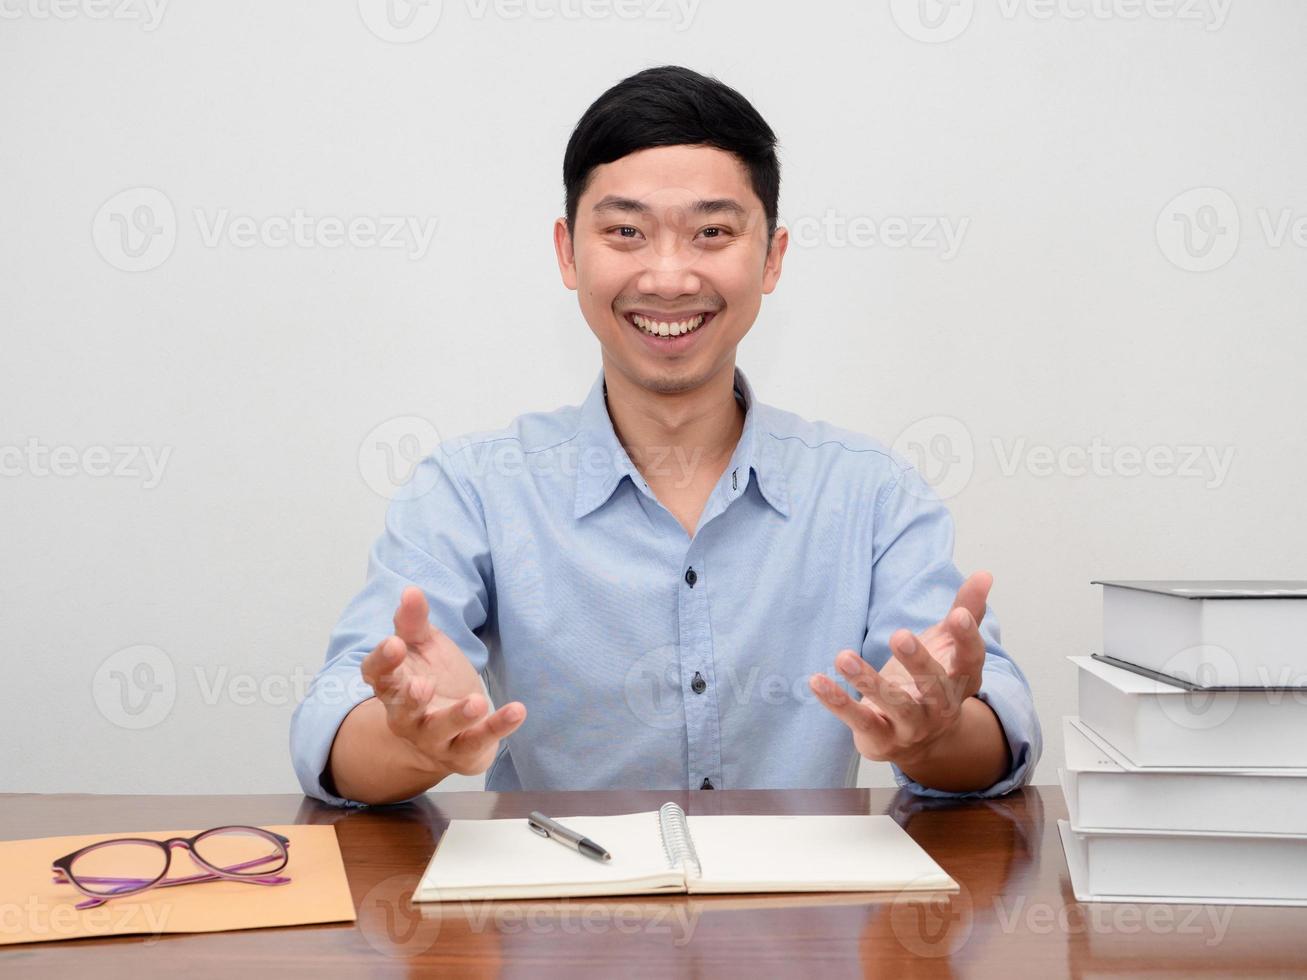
[[527, 816, 550, 838]]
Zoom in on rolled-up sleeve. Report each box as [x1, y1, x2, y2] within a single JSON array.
[[289, 444, 495, 807], [860, 457, 1041, 798]]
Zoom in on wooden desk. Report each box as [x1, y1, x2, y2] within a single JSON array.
[[3, 786, 1304, 977]]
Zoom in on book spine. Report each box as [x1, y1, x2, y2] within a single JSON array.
[[658, 802, 702, 877]]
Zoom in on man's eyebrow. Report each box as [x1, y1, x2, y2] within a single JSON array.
[[591, 195, 748, 218]]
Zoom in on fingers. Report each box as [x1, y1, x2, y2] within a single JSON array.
[[891, 627, 976, 713], [839, 644, 976, 752], [834, 649, 929, 736], [943, 605, 987, 674], [835, 649, 904, 705], [407, 691, 490, 740], [808, 672, 893, 744], [884, 632, 953, 708], [381, 679, 527, 766], [361, 635, 406, 691], [392, 586, 434, 647], [448, 701, 527, 757], [399, 698, 526, 775], [361, 634, 445, 725], [887, 630, 948, 681], [392, 672, 441, 728], [361, 600, 524, 774], [821, 630, 982, 768], [950, 569, 993, 627]]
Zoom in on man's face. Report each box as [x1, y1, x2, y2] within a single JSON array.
[[555, 144, 788, 395]]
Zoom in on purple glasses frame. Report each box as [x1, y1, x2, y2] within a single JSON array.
[[51, 825, 292, 910]]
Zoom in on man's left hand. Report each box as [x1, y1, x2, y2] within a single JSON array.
[[808, 570, 993, 768]]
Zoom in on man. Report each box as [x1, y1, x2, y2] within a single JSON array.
[[290, 65, 1041, 807]]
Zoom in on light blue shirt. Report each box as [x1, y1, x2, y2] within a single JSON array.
[[290, 365, 1041, 807]]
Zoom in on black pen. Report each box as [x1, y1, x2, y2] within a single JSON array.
[[527, 811, 612, 863]]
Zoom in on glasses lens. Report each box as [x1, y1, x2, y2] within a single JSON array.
[[69, 841, 168, 896], [192, 828, 286, 877]]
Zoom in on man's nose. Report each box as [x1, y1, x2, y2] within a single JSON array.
[[635, 255, 703, 299]]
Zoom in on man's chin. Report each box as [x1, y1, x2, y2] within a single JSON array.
[[628, 357, 722, 396], [640, 372, 707, 396], [599, 349, 697, 396]]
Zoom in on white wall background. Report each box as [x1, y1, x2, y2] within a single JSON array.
[[3, 0, 1304, 797]]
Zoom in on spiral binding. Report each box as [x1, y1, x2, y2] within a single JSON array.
[[657, 802, 702, 878]]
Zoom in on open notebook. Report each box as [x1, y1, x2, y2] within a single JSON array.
[[416, 802, 957, 902]]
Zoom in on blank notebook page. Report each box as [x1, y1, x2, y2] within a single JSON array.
[[420, 811, 680, 898], [683, 814, 956, 893]]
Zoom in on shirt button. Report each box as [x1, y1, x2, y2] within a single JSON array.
[[700, 777, 714, 790], [684, 567, 697, 587], [691, 671, 706, 694]]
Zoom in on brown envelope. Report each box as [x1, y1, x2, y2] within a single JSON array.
[[0, 824, 356, 946]]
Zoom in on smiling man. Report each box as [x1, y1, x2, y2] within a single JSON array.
[[290, 65, 1041, 807]]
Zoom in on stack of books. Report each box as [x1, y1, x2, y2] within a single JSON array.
[[1058, 580, 1307, 905]]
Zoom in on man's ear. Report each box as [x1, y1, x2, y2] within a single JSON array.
[[761, 225, 789, 295], [554, 217, 578, 290]]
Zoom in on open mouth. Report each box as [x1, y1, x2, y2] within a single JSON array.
[[623, 310, 717, 339]]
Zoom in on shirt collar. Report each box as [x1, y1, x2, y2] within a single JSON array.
[[572, 364, 790, 520]]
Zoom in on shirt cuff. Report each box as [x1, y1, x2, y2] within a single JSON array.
[[890, 662, 1042, 799], [289, 662, 427, 809]]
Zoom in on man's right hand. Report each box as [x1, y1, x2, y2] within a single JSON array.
[[359, 585, 526, 777]]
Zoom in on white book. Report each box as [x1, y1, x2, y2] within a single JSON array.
[[1058, 820, 1307, 906], [1094, 579, 1307, 687], [414, 803, 957, 902], [1059, 717, 1307, 835], [1072, 655, 1307, 768]]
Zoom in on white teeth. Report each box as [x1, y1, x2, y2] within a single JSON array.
[[631, 313, 707, 338]]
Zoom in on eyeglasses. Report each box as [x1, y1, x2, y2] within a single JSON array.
[[51, 825, 292, 910]]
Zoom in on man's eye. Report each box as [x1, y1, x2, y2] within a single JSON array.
[[608, 225, 730, 242]]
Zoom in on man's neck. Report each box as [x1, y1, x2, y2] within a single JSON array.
[[601, 359, 746, 484]]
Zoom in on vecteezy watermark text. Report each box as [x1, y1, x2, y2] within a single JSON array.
[[357, 416, 724, 500], [889, 879, 1233, 957], [92, 644, 382, 729], [357, 872, 701, 956], [93, 187, 439, 272], [356, 0, 701, 43], [1, 439, 171, 489], [992, 437, 1235, 488], [890, 0, 1232, 44], [0, 896, 173, 943], [893, 417, 1236, 500], [193, 208, 438, 259], [991, 894, 1233, 945], [0, 0, 169, 30], [784, 210, 970, 260]]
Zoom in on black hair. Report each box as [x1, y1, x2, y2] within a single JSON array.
[[563, 65, 780, 244]]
